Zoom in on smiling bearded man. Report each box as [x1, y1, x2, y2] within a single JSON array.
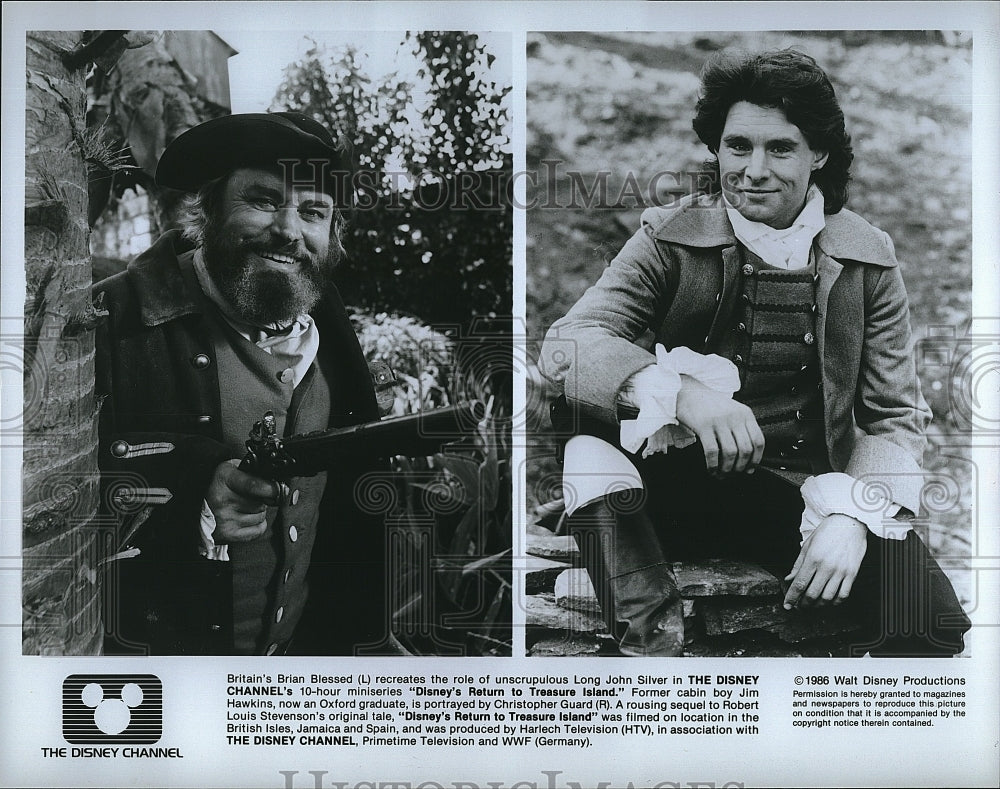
[[94, 113, 390, 656], [197, 166, 340, 326], [540, 49, 971, 658]]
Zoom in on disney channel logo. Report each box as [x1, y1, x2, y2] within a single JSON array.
[[62, 674, 162, 745]]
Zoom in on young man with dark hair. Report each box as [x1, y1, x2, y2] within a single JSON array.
[[540, 49, 970, 657]]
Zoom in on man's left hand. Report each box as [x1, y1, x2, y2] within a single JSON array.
[[783, 514, 868, 609]]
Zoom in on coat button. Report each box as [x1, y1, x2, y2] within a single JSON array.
[[803, 332, 815, 345], [741, 293, 751, 304], [278, 368, 294, 384], [734, 354, 744, 364], [110, 440, 129, 458], [290, 489, 300, 506], [210, 623, 221, 632], [790, 385, 799, 395], [275, 606, 284, 623], [715, 292, 722, 303], [266, 643, 278, 656], [742, 263, 755, 277], [288, 525, 298, 542], [190, 353, 211, 370], [795, 410, 805, 421], [736, 322, 747, 333]]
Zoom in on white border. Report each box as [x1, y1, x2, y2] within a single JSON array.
[[2, 3, 998, 788]]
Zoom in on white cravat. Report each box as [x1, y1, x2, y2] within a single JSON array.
[[724, 184, 826, 270]]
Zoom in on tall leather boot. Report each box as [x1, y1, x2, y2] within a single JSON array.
[[566, 490, 684, 656]]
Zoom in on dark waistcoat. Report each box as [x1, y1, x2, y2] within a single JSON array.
[[717, 248, 826, 476], [206, 308, 332, 655]]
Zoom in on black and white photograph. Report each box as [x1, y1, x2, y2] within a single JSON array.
[[18, 26, 513, 659], [525, 31, 975, 659], [1, 3, 998, 789]]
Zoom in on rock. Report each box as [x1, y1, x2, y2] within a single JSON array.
[[698, 598, 786, 636], [528, 635, 611, 657], [673, 560, 782, 598], [526, 593, 608, 634], [524, 555, 572, 594], [765, 609, 862, 644], [531, 498, 566, 531], [526, 528, 580, 563], [554, 568, 600, 613]]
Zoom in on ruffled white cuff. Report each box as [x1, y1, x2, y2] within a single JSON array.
[[198, 500, 230, 561], [620, 344, 740, 457], [799, 472, 909, 542]]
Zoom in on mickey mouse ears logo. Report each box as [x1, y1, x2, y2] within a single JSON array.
[[63, 675, 162, 744]]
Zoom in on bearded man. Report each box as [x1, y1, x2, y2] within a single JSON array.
[[95, 112, 387, 655], [540, 50, 970, 657]]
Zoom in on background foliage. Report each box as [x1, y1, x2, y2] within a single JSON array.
[[271, 32, 512, 330], [271, 33, 513, 654]]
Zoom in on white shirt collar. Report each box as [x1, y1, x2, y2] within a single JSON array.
[[724, 185, 826, 270]]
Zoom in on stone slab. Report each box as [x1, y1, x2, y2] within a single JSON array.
[[528, 635, 610, 657], [554, 568, 601, 614], [698, 598, 786, 636], [526, 527, 580, 563], [526, 593, 608, 635], [765, 609, 862, 644], [673, 559, 782, 598], [524, 555, 572, 594]]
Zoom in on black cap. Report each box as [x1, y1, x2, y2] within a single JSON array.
[[154, 112, 352, 196]]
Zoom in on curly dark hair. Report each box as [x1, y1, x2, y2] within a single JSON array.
[[692, 49, 853, 214]]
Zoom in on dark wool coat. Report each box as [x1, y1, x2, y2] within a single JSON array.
[[94, 230, 386, 655], [540, 194, 932, 514]]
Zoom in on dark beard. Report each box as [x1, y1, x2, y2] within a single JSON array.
[[202, 224, 335, 325]]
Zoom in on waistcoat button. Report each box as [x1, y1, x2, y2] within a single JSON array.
[[191, 353, 211, 370], [266, 643, 278, 656], [803, 332, 815, 345], [275, 607, 284, 623], [737, 322, 747, 333], [288, 525, 298, 543], [742, 263, 755, 277]]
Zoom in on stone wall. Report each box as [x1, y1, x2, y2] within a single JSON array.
[[90, 186, 156, 262]]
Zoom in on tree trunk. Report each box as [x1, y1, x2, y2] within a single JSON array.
[[23, 31, 103, 654]]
